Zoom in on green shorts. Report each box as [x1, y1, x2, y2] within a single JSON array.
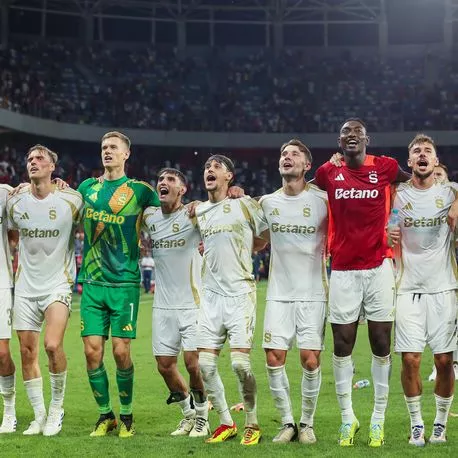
[[80, 283, 140, 339]]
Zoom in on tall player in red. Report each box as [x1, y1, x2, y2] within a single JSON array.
[[314, 119, 410, 447]]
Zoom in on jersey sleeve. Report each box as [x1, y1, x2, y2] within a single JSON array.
[[6, 196, 18, 230], [240, 196, 268, 236], [77, 178, 95, 199], [378, 156, 399, 183], [142, 206, 159, 231], [140, 182, 160, 208], [314, 164, 330, 191]]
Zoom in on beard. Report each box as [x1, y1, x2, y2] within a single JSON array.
[[413, 168, 434, 180]]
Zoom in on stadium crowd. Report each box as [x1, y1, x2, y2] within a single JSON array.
[[2, 41, 458, 133]]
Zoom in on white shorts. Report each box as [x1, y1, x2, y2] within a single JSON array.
[[197, 289, 256, 350], [263, 300, 326, 351], [152, 308, 198, 356], [13, 290, 72, 332], [0, 288, 13, 339], [394, 291, 457, 354], [329, 258, 396, 325]]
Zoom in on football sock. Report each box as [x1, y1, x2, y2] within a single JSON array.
[[191, 389, 208, 420], [0, 373, 16, 417], [434, 394, 453, 427], [371, 354, 391, 424], [300, 366, 321, 427], [24, 377, 46, 421], [333, 354, 355, 424], [178, 395, 195, 419], [116, 365, 134, 415], [87, 363, 112, 415], [266, 364, 294, 426], [231, 352, 258, 426], [199, 352, 232, 426], [49, 371, 67, 412], [404, 395, 423, 427]]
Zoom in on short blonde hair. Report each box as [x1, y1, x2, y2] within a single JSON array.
[[408, 133, 436, 152], [101, 131, 131, 149], [27, 144, 58, 164]]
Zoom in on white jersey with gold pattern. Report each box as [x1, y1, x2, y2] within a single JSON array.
[[393, 181, 457, 294], [143, 205, 201, 309], [7, 187, 83, 297], [196, 196, 268, 297], [0, 185, 13, 289], [260, 184, 329, 301]]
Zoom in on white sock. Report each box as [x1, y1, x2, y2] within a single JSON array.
[[371, 354, 391, 424], [404, 395, 423, 428], [332, 354, 355, 424], [434, 394, 453, 427], [24, 377, 46, 421], [49, 371, 67, 412], [300, 367, 321, 427], [0, 373, 16, 417], [266, 365, 294, 426], [199, 352, 232, 426], [178, 395, 195, 419], [453, 349, 458, 363], [231, 352, 258, 426], [194, 401, 208, 420]]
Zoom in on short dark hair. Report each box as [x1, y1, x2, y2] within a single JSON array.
[[280, 139, 313, 164], [205, 154, 236, 185], [341, 118, 367, 131], [157, 167, 187, 186]]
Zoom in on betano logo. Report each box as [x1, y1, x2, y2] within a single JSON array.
[[335, 188, 379, 200], [86, 208, 125, 224], [404, 215, 447, 228], [21, 228, 60, 238]]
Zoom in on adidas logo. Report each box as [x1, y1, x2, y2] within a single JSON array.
[[88, 192, 98, 202], [402, 202, 413, 211], [93, 390, 103, 398], [119, 391, 129, 397], [334, 173, 345, 181], [20, 212, 29, 220], [122, 324, 133, 331], [270, 208, 280, 216]]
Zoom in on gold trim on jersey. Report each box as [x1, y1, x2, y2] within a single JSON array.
[[15, 264, 22, 283], [239, 200, 255, 232], [450, 238, 458, 282], [321, 254, 329, 300], [63, 252, 74, 286], [63, 198, 81, 224], [189, 259, 200, 307]]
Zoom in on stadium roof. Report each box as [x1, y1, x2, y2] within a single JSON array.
[[9, 0, 386, 23]]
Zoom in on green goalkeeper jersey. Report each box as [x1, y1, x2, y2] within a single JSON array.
[[78, 176, 160, 287]]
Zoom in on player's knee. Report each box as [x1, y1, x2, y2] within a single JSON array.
[[0, 346, 11, 365], [157, 360, 175, 377], [20, 344, 38, 365], [84, 345, 103, 366], [265, 349, 284, 367], [302, 358, 319, 371], [184, 358, 199, 377], [112, 344, 129, 366], [198, 352, 217, 380], [434, 353, 453, 372], [231, 351, 252, 380], [44, 340, 62, 357], [402, 353, 421, 371]]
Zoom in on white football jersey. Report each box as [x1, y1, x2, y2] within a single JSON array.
[[196, 196, 268, 297], [0, 185, 13, 289], [260, 185, 329, 301], [7, 187, 83, 297], [393, 181, 457, 294], [143, 205, 201, 309]]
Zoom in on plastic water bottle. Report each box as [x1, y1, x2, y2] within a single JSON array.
[[387, 208, 400, 230], [387, 208, 400, 247], [353, 379, 370, 390]]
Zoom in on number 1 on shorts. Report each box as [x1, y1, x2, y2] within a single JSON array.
[[129, 302, 134, 322]]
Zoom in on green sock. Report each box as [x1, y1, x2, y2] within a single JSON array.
[[87, 363, 112, 415], [116, 365, 134, 415]]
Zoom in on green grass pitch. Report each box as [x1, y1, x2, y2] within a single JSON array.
[[1, 281, 456, 457]]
